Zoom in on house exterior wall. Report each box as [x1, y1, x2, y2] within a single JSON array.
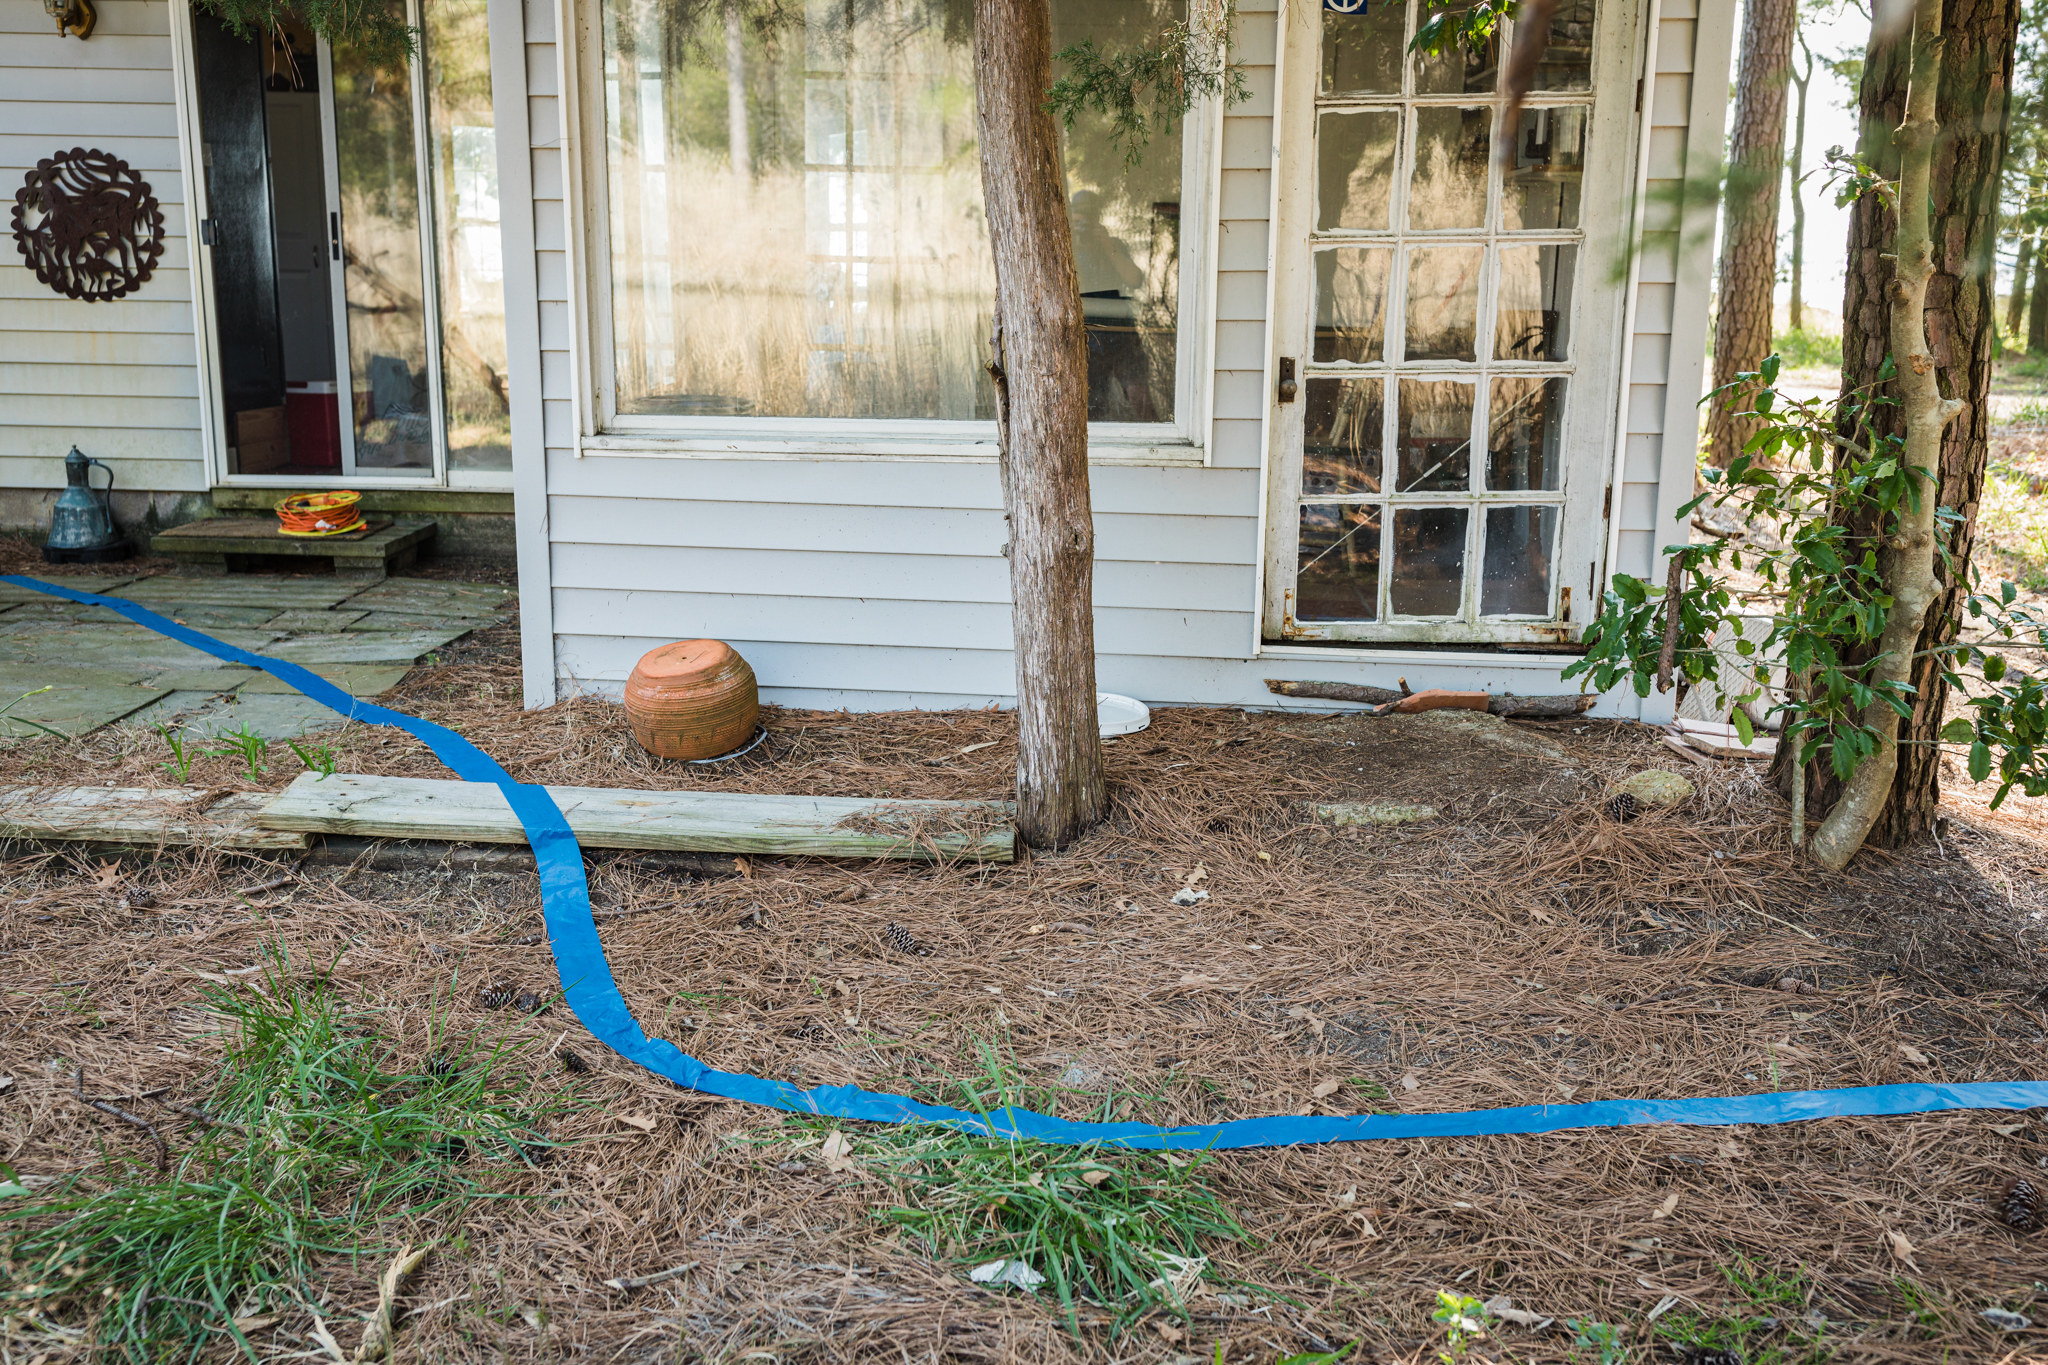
[[0, 0, 212, 526], [509, 0, 1734, 716]]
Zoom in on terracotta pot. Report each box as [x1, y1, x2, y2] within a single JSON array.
[[623, 640, 759, 760]]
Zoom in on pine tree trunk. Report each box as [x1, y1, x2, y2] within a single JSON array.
[[1705, 0, 1796, 468], [723, 0, 751, 182], [2033, 235, 2048, 349], [1809, 0, 1958, 871], [974, 0, 1106, 849], [2008, 231, 2034, 339], [1792, 0, 2019, 849]]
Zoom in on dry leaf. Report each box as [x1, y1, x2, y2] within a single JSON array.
[[1312, 1079, 1342, 1099], [821, 1129, 855, 1173], [1652, 1191, 1679, 1220], [1026, 924, 1047, 936], [1183, 863, 1209, 888], [1884, 1229, 1920, 1270], [832, 979, 853, 997], [91, 860, 122, 890], [1400, 1071, 1420, 1092], [1080, 1170, 1112, 1188], [1556, 1083, 1578, 1099], [353, 1242, 432, 1361], [1255, 851, 1271, 862], [1899, 1044, 1930, 1066], [616, 1113, 657, 1133], [957, 740, 999, 754], [1990, 1123, 2024, 1137], [1334, 1185, 1357, 1206], [734, 856, 753, 880], [1179, 972, 1220, 987], [1528, 906, 1555, 924], [1153, 1321, 1185, 1345]]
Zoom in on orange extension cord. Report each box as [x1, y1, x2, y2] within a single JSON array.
[[275, 490, 365, 537]]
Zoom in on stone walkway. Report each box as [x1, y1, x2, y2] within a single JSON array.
[[0, 574, 512, 741]]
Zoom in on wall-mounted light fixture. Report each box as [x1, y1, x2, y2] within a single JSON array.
[[42, 0, 95, 38]]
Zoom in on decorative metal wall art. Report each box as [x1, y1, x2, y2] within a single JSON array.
[[41, 0, 95, 37], [10, 148, 164, 302]]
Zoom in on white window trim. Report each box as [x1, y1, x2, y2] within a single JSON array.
[[559, 0, 1222, 467]]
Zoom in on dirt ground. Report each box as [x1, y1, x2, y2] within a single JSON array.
[[3, 581, 2048, 1364]]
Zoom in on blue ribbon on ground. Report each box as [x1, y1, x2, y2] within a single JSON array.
[[13, 571, 2047, 1148]]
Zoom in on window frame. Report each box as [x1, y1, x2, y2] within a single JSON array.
[[561, 0, 1222, 465]]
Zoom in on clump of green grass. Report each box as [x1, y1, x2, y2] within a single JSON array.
[[0, 954, 573, 1359], [1770, 328, 1844, 372], [1653, 1255, 1841, 1363], [786, 1039, 1247, 1337]]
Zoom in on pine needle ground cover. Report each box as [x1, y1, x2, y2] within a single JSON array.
[[1, 586, 2047, 1360]]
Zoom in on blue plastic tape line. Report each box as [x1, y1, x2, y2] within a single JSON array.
[[11, 572, 2047, 1148]]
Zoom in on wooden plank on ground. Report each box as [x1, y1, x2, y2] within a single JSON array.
[[339, 578, 514, 617], [265, 628, 474, 665], [0, 785, 309, 851], [111, 576, 360, 609], [258, 772, 1017, 861]]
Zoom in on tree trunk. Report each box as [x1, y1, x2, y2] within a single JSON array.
[[1792, 0, 2019, 849], [974, 0, 1106, 849], [1809, 0, 1958, 871], [723, 0, 751, 182], [2008, 231, 2034, 339], [1788, 32, 1813, 333], [1705, 0, 1796, 468], [2033, 233, 2048, 349]]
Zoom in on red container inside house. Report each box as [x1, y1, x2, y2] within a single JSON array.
[[285, 381, 342, 470]]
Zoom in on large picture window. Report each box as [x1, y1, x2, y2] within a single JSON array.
[[596, 0, 1192, 428]]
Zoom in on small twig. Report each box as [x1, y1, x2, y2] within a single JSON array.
[[73, 1067, 168, 1171], [603, 1261, 698, 1292], [235, 874, 295, 896], [157, 1099, 248, 1132], [1612, 986, 1697, 1012], [1656, 553, 1685, 693], [96, 1085, 173, 1104]]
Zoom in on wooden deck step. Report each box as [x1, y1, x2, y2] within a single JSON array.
[[0, 785, 309, 851], [258, 772, 1016, 861]]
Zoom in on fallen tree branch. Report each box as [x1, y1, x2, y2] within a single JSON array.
[[73, 1067, 167, 1171], [1263, 680, 1596, 718], [603, 1261, 699, 1292]]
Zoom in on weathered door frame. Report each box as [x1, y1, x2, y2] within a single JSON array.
[[1256, 0, 1646, 648]]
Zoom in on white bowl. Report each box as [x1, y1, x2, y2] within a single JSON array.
[[1097, 692, 1151, 737]]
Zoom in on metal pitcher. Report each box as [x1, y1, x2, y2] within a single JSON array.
[[43, 446, 130, 564]]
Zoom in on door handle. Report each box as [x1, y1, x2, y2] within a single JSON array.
[[329, 211, 340, 262], [1277, 357, 1298, 404]]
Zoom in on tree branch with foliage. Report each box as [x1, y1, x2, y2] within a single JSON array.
[[1044, 0, 1246, 168], [195, 0, 413, 66]]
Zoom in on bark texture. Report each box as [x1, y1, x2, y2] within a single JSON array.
[[2033, 237, 2048, 348], [973, 0, 1106, 848], [1705, 0, 1797, 468], [1796, 0, 2018, 848], [1810, 0, 1956, 872]]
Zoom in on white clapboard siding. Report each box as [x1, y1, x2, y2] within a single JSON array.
[[0, 0, 207, 497], [513, 0, 1735, 713]]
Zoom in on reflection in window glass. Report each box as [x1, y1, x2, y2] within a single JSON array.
[[334, 36, 433, 472], [1504, 106, 1585, 230], [425, 0, 510, 471], [1317, 110, 1399, 232], [1391, 506, 1468, 616], [1313, 247, 1390, 363], [1405, 246, 1482, 361], [1494, 244, 1575, 360], [1482, 504, 1558, 614], [1303, 377, 1383, 495], [1320, 0, 1403, 95], [1408, 106, 1490, 230], [1414, 27, 1496, 95], [1397, 379, 1472, 492], [1488, 376, 1565, 490], [1297, 503, 1382, 620], [602, 0, 1181, 423], [1533, 0, 1596, 91]]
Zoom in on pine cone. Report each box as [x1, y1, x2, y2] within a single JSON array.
[[884, 922, 931, 957], [559, 1047, 589, 1075], [1606, 792, 1641, 822], [1999, 1175, 2043, 1232], [478, 979, 517, 1010]]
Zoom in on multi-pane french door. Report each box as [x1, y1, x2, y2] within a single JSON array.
[[1262, 0, 1637, 646]]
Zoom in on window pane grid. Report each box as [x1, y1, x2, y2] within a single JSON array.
[[1295, 0, 1587, 625]]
